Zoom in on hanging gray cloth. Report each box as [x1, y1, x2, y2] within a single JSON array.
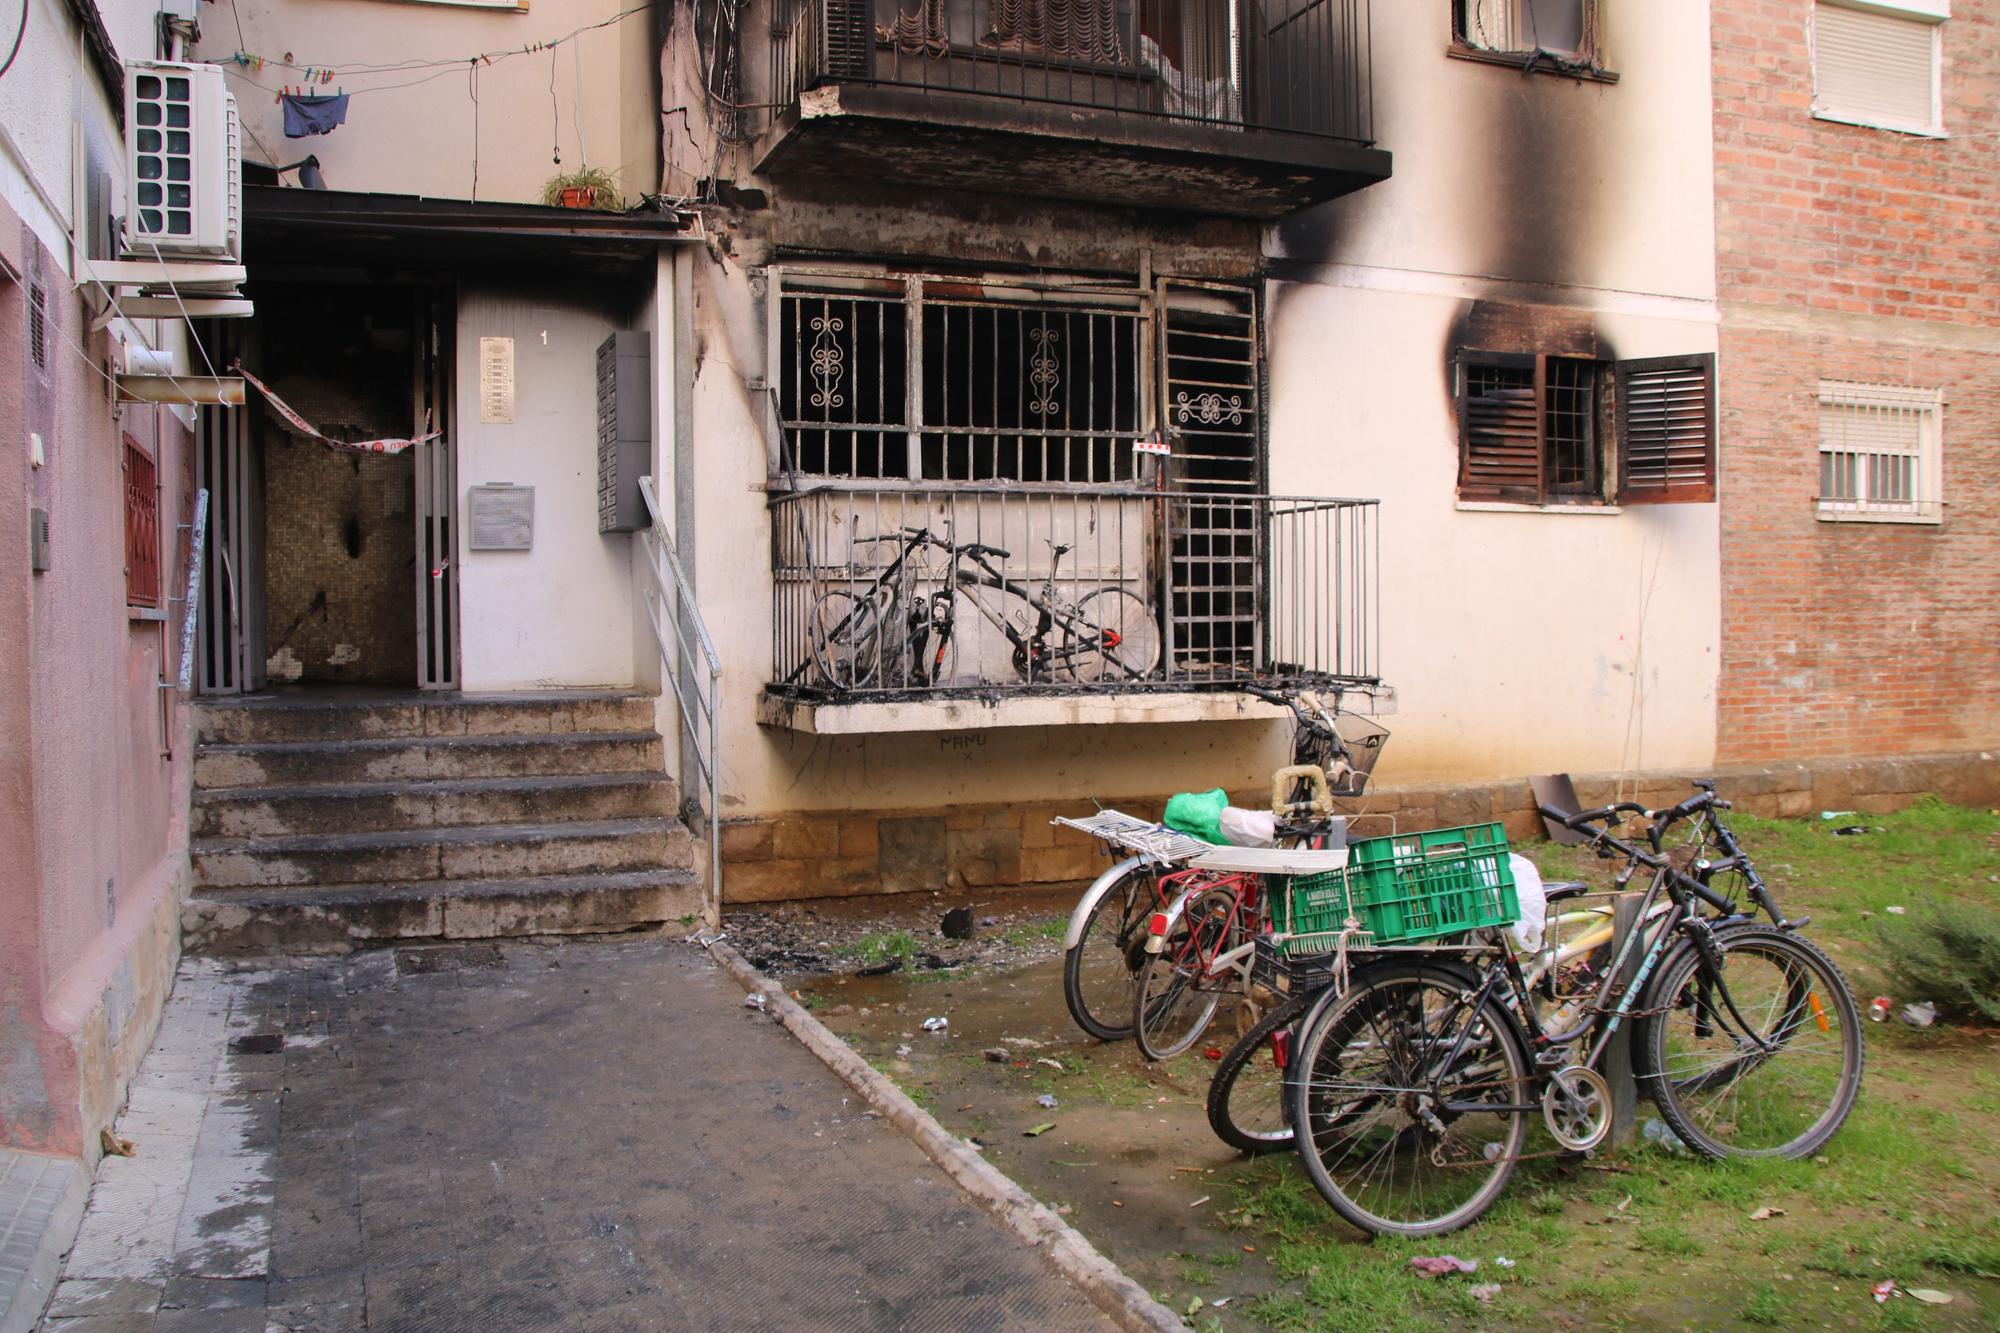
[[282, 93, 349, 138]]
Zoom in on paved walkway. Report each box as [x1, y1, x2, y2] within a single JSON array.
[[43, 940, 1110, 1331]]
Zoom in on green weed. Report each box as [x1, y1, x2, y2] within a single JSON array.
[[1741, 1282, 1785, 1325]]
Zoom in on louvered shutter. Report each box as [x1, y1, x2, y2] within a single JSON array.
[[1615, 354, 1716, 505], [1458, 352, 1542, 502], [1813, 4, 1939, 133]]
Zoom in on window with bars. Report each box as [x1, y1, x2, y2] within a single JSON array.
[[1817, 382, 1942, 523], [1812, 1, 1946, 136], [775, 275, 1147, 486], [1457, 350, 1716, 506], [124, 435, 162, 608]]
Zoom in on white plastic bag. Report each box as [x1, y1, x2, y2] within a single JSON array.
[[1218, 806, 1278, 848], [1506, 854, 1546, 955]]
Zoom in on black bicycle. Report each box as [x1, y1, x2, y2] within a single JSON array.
[[810, 526, 1160, 690], [1283, 784, 1863, 1236]]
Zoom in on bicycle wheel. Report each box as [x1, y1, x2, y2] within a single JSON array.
[[1288, 964, 1530, 1237], [1639, 925, 1863, 1160], [1207, 990, 1316, 1154], [1061, 862, 1158, 1042], [810, 589, 883, 690], [1060, 589, 1162, 683], [1132, 896, 1230, 1061]]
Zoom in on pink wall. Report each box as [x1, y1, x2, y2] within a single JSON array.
[[2, 212, 195, 1156]]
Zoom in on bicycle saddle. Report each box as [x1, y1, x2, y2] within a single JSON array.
[[1046, 540, 1074, 557]]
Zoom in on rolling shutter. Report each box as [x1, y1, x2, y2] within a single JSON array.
[[1615, 354, 1716, 505], [1813, 4, 1939, 132], [1457, 352, 1541, 502]]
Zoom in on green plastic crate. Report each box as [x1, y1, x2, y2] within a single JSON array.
[[1273, 822, 1518, 949]]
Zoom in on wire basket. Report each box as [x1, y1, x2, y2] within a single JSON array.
[[1331, 712, 1390, 796]]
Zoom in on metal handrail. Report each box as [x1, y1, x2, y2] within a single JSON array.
[[163, 487, 208, 693], [639, 476, 723, 922]]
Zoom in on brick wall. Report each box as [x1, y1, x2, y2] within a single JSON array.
[[716, 750, 2000, 903], [1712, 0, 2000, 761]]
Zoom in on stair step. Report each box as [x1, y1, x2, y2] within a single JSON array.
[[194, 690, 658, 745], [192, 817, 695, 890], [194, 730, 664, 788], [181, 868, 704, 956], [192, 771, 680, 838]]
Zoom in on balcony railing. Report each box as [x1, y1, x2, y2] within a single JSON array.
[[766, 0, 1375, 145], [768, 485, 1378, 700]]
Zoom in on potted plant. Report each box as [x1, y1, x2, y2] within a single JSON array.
[[541, 166, 623, 212]]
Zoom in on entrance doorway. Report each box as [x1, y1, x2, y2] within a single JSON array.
[[198, 283, 458, 693]]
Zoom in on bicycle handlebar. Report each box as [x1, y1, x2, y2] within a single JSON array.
[[960, 542, 1011, 559], [1537, 799, 1736, 914]]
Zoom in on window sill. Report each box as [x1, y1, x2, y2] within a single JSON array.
[[1811, 108, 1946, 139], [1815, 508, 1942, 526], [128, 605, 170, 622], [1455, 500, 1621, 517], [1445, 45, 1620, 84], [757, 688, 1293, 734]]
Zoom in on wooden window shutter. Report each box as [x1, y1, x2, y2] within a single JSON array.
[[1457, 351, 1542, 502], [1615, 353, 1716, 505]]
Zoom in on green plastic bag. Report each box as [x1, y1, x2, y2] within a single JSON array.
[[1163, 788, 1228, 845]]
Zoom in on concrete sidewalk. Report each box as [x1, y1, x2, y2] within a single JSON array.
[[42, 940, 1111, 1331]]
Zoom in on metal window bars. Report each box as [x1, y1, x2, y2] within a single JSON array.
[[768, 483, 1378, 698], [766, 0, 1374, 146]]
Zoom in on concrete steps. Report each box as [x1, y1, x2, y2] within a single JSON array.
[[181, 869, 703, 957], [184, 691, 701, 955], [192, 771, 677, 838], [193, 731, 665, 787]]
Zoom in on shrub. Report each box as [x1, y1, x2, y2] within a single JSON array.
[[1876, 899, 2000, 1024]]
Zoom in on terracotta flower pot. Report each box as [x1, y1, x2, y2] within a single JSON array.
[[559, 186, 597, 209]]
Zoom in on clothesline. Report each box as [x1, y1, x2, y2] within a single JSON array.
[[219, 0, 656, 83]]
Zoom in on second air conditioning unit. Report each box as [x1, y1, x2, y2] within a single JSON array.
[[124, 60, 241, 262]]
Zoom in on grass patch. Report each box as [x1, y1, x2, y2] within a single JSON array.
[[1741, 1282, 1786, 1325], [841, 930, 924, 965], [997, 918, 1067, 948]]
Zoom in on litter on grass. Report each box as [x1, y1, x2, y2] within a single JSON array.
[[1409, 1256, 1479, 1278], [1024, 1122, 1056, 1137], [1909, 1289, 1953, 1306], [1036, 1094, 1058, 1109], [921, 1016, 949, 1032], [743, 993, 767, 1010], [1470, 1284, 1501, 1304], [1749, 1207, 1786, 1221], [1901, 1001, 1937, 1028]]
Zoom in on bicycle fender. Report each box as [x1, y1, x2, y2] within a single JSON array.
[[1063, 856, 1146, 951]]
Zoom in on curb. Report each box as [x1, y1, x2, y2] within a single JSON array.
[[705, 939, 1185, 1333]]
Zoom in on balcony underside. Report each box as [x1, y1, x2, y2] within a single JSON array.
[[754, 84, 1393, 220]]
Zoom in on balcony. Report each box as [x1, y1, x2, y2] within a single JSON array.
[[762, 485, 1379, 731], [753, 0, 1389, 219]]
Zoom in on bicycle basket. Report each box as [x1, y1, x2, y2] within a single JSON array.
[[1330, 712, 1390, 796], [1343, 822, 1518, 944]]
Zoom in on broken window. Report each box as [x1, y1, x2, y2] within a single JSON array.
[[1454, 0, 1598, 62], [1457, 350, 1716, 506], [776, 273, 1147, 485]]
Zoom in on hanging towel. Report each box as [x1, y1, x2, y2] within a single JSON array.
[[282, 92, 349, 138]]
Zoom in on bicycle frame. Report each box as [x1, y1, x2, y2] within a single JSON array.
[[1143, 871, 1265, 989], [944, 545, 1136, 681]]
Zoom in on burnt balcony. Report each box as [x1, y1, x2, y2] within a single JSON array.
[[754, 0, 1389, 219], [761, 485, 1379, 732]]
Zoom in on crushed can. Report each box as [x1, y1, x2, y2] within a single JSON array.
[[1868, 996, 1891, 1023]]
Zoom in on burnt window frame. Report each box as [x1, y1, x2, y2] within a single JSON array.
[[767, 267, 1158, 490], [1448, 0, 1617, 81], [1457, 349, 1718, 507]]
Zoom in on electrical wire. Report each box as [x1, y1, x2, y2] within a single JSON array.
[[0, 0, 27, 81], [223, 1, 657, 81]]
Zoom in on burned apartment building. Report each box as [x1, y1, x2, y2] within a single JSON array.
[[668, 0, 1734, 900]]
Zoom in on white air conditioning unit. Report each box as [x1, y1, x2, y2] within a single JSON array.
[[124, 61, 241, 261]]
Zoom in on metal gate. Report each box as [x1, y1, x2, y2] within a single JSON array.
[[413, 286, 460, 690], [196, 322, 266, 695]]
